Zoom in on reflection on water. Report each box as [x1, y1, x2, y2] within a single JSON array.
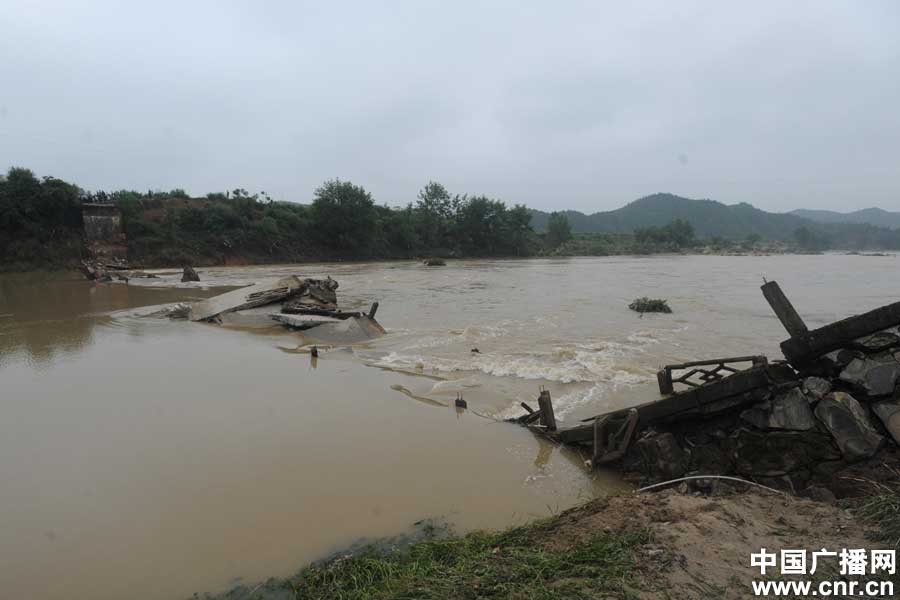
[[1, 255, 898, 600], [0, 272, 222, 366]]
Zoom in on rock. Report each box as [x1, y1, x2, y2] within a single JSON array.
[[853, 331, 900, 353], [803, 377, 832, 400], [823, 348, 860, 368], [732, 430, 840, 477], [768, 388, 817, 430], [740, 403, 771, 430], [871, 400, 900, 446], [738, 388, 816, 431], [799, 485, 836, 503], [634, 432, 689, 480], [688, 442, 731, 474], [181, 265, 200, 282], [814, 392, 885, 461], [839, 356, 900, 396]]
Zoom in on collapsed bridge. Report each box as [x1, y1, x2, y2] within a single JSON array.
[[511, 281, 900, 498]]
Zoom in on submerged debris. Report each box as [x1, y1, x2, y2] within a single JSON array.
[[181, 265, 200, 282], [628, 297, 672, 314], [184, 275, 384, 342], [189, 276, 306, 321]]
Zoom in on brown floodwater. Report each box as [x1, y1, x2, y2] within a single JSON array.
[[1, 255, 898, 599]]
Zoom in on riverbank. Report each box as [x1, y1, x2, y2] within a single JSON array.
[[196, 484, 897, 600]]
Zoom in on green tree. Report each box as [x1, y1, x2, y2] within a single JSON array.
[[311, 179, 377, 255], [546, 212, 572, 248]]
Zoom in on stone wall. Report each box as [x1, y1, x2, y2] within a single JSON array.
[[623, 326, 900, 498]]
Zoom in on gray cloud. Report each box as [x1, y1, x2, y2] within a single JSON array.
[[1, 1, 898, 212]]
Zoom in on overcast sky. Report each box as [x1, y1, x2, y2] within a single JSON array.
[[1, 1, 898, 213]]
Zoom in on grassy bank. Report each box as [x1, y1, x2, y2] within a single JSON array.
[[198, 505, 658, 600], [196, 484, 900, 600]]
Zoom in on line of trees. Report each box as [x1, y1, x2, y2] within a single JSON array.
[[0, 167, 548, 269]]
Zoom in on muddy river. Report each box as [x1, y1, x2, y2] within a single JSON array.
[[1, 255, 897, 599]]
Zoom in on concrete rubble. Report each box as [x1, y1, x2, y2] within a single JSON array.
[[512, 280, 900, 498]]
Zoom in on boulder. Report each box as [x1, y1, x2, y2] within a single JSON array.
[[634, 432, 689, 481], [738, 388, 815, 430], [739, 403, 771, 430], [814, 392, 885, 461], [802, 377, 832, 400], [871, 400, 900, 446], [839, 356, 900, 396], [822, 348, 860, 369], [853, 331, 900, 353], [731, 430, 840, 477], [768, 388, 817, 430]]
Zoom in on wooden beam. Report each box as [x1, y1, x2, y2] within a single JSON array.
[[558, 366, 772, 444], [781, 300, 900, 365], [761, 281, 809, 337], [537, 390, 557, 431]]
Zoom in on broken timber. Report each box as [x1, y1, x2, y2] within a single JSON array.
[[511, 358, 789, 466], [189, 276, 304, 321], [762, 280, 900, 366]]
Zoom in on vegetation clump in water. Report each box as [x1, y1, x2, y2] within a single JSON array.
[[628, 297, 672, 314]]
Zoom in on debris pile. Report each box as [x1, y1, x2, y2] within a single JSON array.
[[183, 275, 384, 340], [512, 281, 900, 499], [181, 265, 200, 282], [628, 297, 672, 314], [79, 259, 158, 282]]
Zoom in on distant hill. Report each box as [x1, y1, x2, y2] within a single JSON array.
[[790, 207, 900, 230], [531, 193, 813, 240]]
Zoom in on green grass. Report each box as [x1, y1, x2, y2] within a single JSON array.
[[202, 519, 655, 600], [854, 490, 900, 548]]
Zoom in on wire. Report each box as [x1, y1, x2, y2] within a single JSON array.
[[635, 475, 786, 496]]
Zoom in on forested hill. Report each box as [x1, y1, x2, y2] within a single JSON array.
[[790, 207, 900, 229], [530, 193, 899, 239]]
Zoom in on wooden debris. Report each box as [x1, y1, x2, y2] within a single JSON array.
[[762, 280, 900, 366], [189, 276, 304, 321], [761, 281, 808, 337], [537, 389, 557, 431], [657, 355, 767, 394]]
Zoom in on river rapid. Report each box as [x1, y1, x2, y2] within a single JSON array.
[[1, 254, 897, 599]]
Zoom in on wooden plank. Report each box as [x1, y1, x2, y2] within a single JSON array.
[[781, 300, 900, 365], [558, 366, 771, 444], [761, 281, 809, 337], [189, 276, 304, 321], [537, 390, 557, 431], [657, 369, 674, 395]]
